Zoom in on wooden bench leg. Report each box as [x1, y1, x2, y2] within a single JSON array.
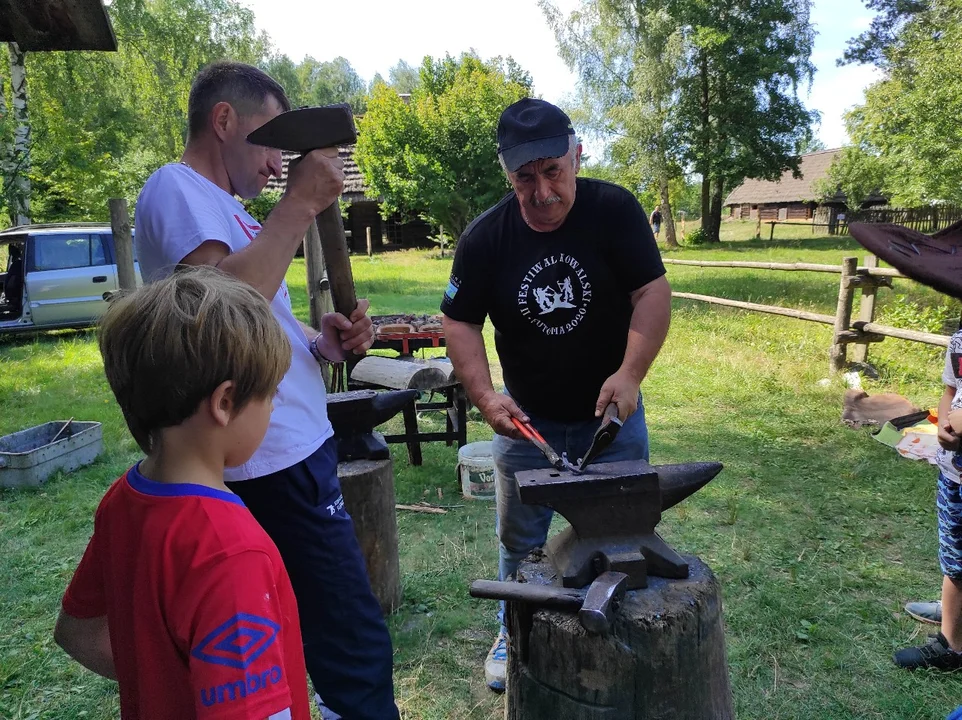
[[401, 399, 422, 466], [455, 386, 467, 448]]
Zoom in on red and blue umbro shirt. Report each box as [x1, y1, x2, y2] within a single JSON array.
[[62, 464, 310, 719]]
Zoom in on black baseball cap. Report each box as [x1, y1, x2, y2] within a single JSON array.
[[497, 98, 575, 173]]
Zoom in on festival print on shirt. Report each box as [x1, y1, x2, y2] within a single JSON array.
[[517, 252, 592, 336]]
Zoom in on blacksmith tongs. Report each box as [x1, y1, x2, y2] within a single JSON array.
[[510, 417, 578, 472], [577, 403, 623, 472]]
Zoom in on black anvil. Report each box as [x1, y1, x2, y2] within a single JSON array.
[[516, 459, 723, 590]]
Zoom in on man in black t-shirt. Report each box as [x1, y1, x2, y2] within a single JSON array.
[[440, 98, 671, 692]]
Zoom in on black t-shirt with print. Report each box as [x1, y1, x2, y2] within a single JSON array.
[[441, 178, 665, 421]]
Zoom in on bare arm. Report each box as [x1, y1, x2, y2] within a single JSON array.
[[939, 385, 959, 450], [54, 611, 116, 680], [595, 274, 672, 419], [181, 149, 343, 300], [442, 316, 527, 437]]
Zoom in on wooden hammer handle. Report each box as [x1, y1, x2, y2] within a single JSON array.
[[315, 201, 357, 317]]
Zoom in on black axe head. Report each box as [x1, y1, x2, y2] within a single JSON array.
[[246, 104, 357, 152]]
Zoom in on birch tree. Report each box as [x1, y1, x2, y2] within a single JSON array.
[[6, 42, 30, 226], [543, 0, 684, 247]]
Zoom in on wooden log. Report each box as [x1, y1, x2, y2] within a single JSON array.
[[351, 355, 447, 390], [856, 321, 950, 347], [672, 292, 835, 325], [108, 198, 137, 291], [395, 356, 458, 384], [506, 553, 733, 719], [338, 457, 401, 614], [829, 257, 858, 373]]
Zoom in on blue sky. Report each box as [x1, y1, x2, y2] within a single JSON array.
[[241, 0, 881, 153]]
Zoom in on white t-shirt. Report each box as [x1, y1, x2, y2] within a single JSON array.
[[134, 163, 333, 481], [938, 329, 962, 483]]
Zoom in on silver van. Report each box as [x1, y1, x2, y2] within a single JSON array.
[[0, 223, 142, 334]]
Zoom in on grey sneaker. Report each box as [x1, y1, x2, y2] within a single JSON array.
[[905, 600, 942, 625], [485, 629, 507, 692]]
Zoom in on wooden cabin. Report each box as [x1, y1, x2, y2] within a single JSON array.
[[723, 149, 886, 229]]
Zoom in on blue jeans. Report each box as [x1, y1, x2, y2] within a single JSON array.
[[492, 396, 649, 631]]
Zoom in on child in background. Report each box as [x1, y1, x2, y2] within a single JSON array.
[[54, 265, 311, 719]]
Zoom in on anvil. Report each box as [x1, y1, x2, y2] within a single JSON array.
[[327, 389, 418, 462], [516, 459, 723, 590]]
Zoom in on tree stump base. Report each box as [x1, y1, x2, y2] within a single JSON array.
[[337, 458, 401, 615], [506, 551, 733, 719]]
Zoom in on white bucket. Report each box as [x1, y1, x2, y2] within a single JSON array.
[[457, 441, 496, 500]]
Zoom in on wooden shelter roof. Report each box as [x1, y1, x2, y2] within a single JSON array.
[[266, 144, 375, 204], [724, 149, 842, 206], [0, 0, 117, 51]]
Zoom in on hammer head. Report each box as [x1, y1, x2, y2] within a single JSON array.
[[578, 571, 628, 634], [246, 104, 357, 152]]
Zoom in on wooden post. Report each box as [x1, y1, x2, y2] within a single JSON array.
[[338, 458, 401, 614], [769, 221, 775, 241], [852, 255, 879, 365], [108, 199, 137, 290], [439, 225, 445, 259], [830, 256, 858, 373], [366, 226, 373, 257], [303, 220, 334, 389], [506, 553, 733, 719]]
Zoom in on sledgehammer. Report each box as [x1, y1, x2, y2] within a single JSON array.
[[470, 571, 628, 634], [247, 104, 359, 316]]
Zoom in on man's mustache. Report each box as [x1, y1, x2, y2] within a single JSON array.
[[531, 195, 562, 208]]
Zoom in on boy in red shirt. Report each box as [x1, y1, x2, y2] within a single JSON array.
[[54, 265, 311, 720]]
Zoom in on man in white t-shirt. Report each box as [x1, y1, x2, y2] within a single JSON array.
[[134, 61, 398, 720]]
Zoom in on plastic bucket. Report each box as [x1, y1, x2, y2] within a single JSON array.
[[457, 441, 496, 500]]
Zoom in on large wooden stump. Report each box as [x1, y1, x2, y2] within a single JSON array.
[[506, 551, 733, 719], [337, 457, 401, 614]]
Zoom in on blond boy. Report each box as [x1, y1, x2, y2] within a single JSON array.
[[55, 266, 310, 719]]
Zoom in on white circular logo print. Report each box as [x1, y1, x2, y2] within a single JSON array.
[[517, 253, 592, 335]]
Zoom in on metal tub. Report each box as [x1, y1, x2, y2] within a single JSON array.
[[0, 421, 103, 488]]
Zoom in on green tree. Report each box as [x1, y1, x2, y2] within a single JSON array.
[[813, 146, 886, 211], [833, 0, 962, 206], [544, 0, 686, 247], [11, 0, 269, 222], [388, 60, 420, 94], [298, 56, 368, 114], [544, 0, 816, 245], [676, 0, 817, 241], [354, 53, 531, 238]]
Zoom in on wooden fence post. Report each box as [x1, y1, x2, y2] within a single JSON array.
[[108, 198, 137, 290], [366, 226, 373, 257], [830, 257, 858, 373], [852, 255, 879, 365]]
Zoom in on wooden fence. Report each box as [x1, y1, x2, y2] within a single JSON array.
[[664, 256, 951, 372], [844, 204, 962, 234]]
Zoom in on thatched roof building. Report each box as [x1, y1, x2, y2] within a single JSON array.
[[724, 149, 886, 224]]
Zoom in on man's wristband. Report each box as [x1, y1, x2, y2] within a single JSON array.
[[309, 333, 332, 364]]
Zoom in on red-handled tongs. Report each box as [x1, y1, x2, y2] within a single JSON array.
[[510, 417, 578, 472]]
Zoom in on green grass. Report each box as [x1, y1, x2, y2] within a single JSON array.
[[3, 225, 962, 718]]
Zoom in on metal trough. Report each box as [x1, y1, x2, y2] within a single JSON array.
[[0, 421, 103, 488]]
